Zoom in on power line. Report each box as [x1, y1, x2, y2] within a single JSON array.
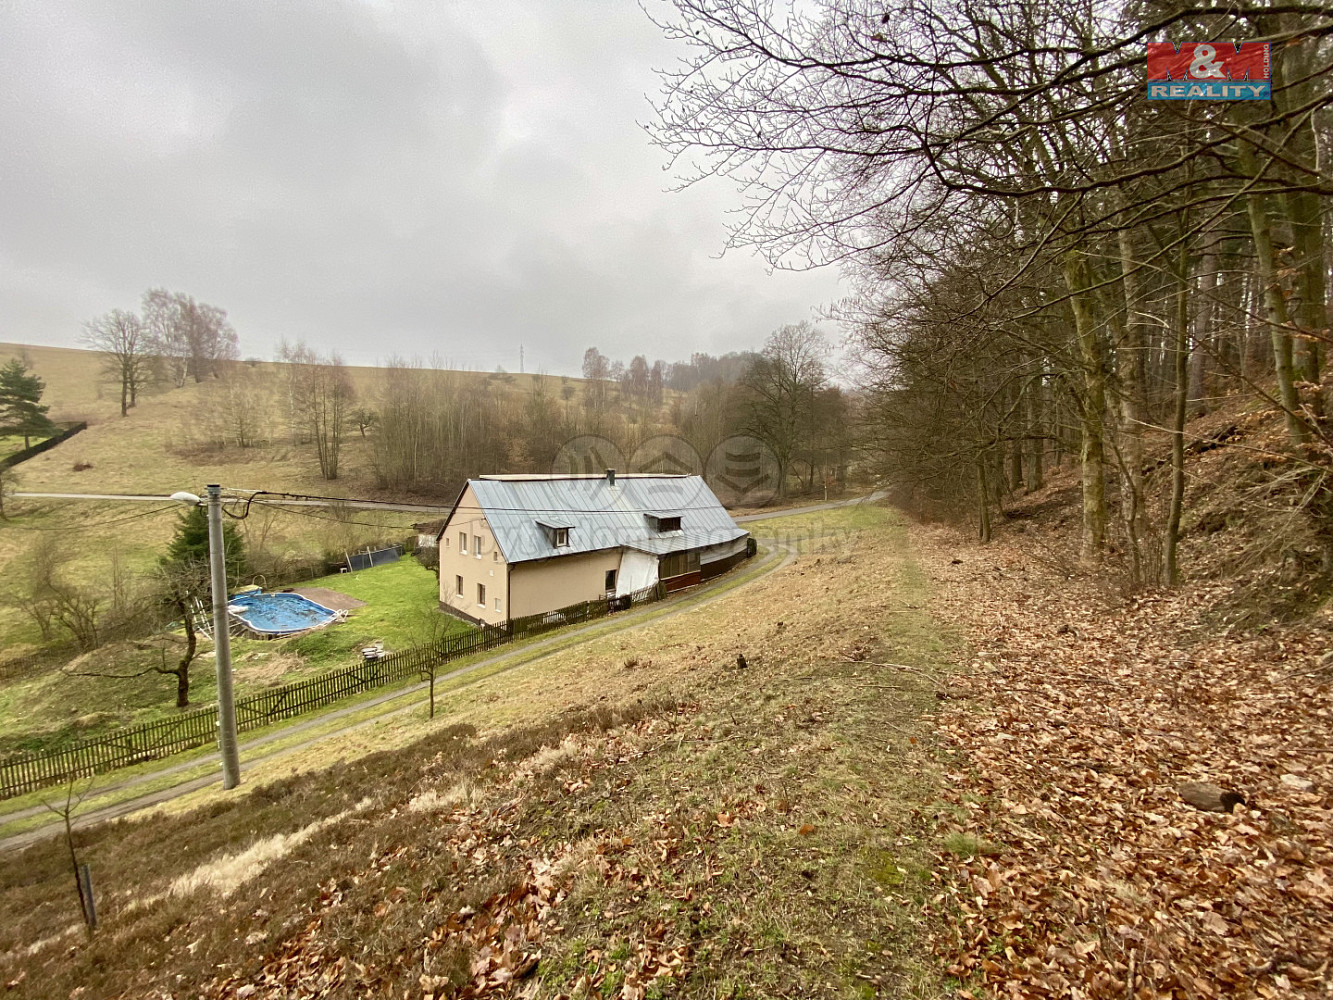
[[0, 503, 180, 532]]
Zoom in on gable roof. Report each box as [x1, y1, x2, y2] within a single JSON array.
[[449, 474, 746, 565]]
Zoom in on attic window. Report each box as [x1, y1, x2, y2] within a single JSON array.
[[536, 519, 573, 548], [647, 514, 682, 533]]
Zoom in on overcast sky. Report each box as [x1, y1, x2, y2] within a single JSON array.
[[0, 1, 845, 375]]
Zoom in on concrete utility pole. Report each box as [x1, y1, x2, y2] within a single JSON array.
[[204, 484, 241, 789]]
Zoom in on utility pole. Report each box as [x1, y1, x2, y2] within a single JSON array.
[[520, 344, 524, 374], [205, 484, 241, 789]]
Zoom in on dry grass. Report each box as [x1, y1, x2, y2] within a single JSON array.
[[167, 799, 371, 899], [0, 342, 576, 655], [0, 504, 958, 999]]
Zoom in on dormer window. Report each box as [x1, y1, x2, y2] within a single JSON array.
[[536, 519, 573, 548], [646, 513, 682, 533]]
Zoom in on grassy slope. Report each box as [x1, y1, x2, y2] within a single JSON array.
[[0, 505, 960, 1000], [0, 541, 784, 835], [0, 559, 462, 755], [0, 342, 577, 660]]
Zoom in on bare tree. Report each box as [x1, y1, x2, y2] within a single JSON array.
[[582, 347, 612, 427], [310, 354, 354, 480], [276, 339, 318, 444], [742, 323, 829, 496], [43, 780, 96, 935], [82, 308, 155, 416], [277, 340, 354, 479], [651, 0, 1333, 566], [195, 362, 273, 449], [141, 289, 240, 385], [150, 562, 208, 707]]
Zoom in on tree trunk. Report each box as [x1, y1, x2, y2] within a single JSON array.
[[976, 458, 991, 543], [1275, 27, 1325, 413], [1116, 225, 1147, 580], [1165, 244, 1191, 586], [1189, 229, 1220, 417], [1064, 253, 1107, 559], [1240, 146, 1306, 445], [175, 596, 197, 708], [64, 804, 90, 932], [1025, 372, 1044, 490]]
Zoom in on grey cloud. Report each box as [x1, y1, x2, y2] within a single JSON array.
[[0, 0, 844, 373]]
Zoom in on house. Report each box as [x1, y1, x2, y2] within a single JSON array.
[[436, 471, 750, 626]]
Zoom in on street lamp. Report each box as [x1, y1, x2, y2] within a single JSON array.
[[171, 484, 240, 789]]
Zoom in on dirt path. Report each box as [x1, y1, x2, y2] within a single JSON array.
[[732, 489, 885, 522], [0, 540, 796, 854]]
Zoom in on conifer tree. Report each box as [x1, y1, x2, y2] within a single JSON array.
[[0, 357, 56, 448]]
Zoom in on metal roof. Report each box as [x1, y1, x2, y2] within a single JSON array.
[[462, 475, 747, 565]]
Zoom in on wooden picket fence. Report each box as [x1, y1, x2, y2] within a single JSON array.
[[0, 582, 667, 800]]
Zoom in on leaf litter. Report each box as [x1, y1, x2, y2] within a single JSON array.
[[917, 526, 1333, 999]]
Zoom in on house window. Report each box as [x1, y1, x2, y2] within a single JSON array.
[[459, 532, 467, 554], [656, 515, 683, 532], [660, 549, 701, 579], [553, 527, 569, 547], [455, 575, 464, 596], [605, 569, 617, 592], [444, 536, 450, 548], [474, 535, 482, 558], [495, 597, 502, 612], [493, 551, 499, 562], [477, 583, 486, 607]]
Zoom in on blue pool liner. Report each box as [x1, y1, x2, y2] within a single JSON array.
[[226, 592, 341, 637]]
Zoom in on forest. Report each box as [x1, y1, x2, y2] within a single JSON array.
[[649, 0, 1333, 601], [66, 285, 854, 506]]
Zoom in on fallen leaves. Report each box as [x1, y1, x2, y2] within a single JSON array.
[[920, 527, 1333, 998]]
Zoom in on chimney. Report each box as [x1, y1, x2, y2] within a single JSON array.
[[606, 468, 616, 486]]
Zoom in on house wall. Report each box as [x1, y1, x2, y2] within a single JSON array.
[[437, 484, 510, 627], [509, 549, 623, 619]]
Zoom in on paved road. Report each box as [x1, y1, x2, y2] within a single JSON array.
[[0, 539, 798, 854]]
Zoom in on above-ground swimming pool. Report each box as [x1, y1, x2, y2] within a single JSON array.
[[227, 592, 341, 637]]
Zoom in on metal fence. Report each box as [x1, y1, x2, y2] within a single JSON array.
[[0, 582, 667, 800]]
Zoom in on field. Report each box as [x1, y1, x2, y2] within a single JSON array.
[[0, 558, 465, 756], [0, 433, 38, 461], [0, 504, 965, 999], [0, 342, 584, 669]]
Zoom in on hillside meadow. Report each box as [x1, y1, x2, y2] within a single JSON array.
[[0, 343, 590, 666]]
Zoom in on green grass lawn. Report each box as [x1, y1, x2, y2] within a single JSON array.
[[0, 557, 470, 757], [271, 558, 473, 670], [0, 433, 27, 458]]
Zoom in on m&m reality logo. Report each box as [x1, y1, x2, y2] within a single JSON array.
[[1146, 42, 1271, 100]]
